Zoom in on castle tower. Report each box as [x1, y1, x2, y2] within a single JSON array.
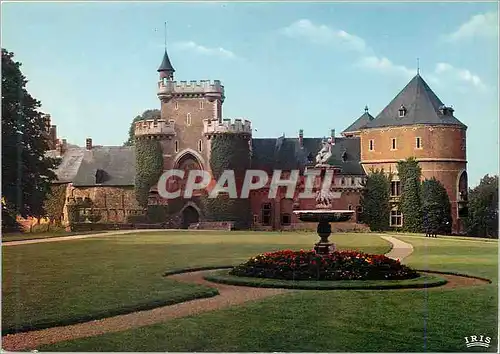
[[358, 73, 468, 234], [154, 47, 225, 174]]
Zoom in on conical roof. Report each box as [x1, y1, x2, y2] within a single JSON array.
[[342, 107, 375, 134], [363, 74, 466, 129], [157, 50, 175, 73]]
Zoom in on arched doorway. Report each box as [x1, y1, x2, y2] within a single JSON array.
[[175, 152, 204, 197], [182, 206, 199, 229]]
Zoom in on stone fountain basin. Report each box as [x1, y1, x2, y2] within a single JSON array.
[[293, 210, 355, 223]]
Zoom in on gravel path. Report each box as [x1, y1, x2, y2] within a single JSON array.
[[1, 235, 489, 351], [2, 229, 212, 247], [380, 235, 414, 261]]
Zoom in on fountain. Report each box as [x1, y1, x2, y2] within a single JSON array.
[[293, 137, 355, 255]]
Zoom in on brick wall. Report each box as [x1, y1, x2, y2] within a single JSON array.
[[360, 124, 467, 233]]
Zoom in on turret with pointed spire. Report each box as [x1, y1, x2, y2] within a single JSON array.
[[158, 22, 175, 81], [158, 50, 175, 80]]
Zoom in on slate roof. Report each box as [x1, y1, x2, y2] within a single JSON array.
[[46, 147, 136, 186], [251, 136, 365, 175], [342, 108, 375, 134], [158, 50, 175, 73], [363, 74, 467, 129]]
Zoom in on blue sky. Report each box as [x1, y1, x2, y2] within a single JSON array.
[[2, 1, 498, 186]]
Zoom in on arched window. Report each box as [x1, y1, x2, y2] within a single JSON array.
[[200, 101, 204, 110], [198, 139, 203, 152], [174, 140, 179, 153], [186, 113, 192, 126], [174, 101, 179, 110]]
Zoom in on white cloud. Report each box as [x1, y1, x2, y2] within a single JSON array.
[[280, 19, 487, 92], [280, 19, 367, 52], [358, 56, 415, 79], [434, 62, 486, 90], [444, 11, 499, 42], [172, 41, 237, 59]]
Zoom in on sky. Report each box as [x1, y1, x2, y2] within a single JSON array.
[[1, 1, 498, 187]]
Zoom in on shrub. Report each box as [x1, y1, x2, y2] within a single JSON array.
[[230, 249, 418, 281]]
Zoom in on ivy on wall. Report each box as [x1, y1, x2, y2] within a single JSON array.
[[209, 133, 251, 180], [67, 197, 102, 224], [200, 193, 251, 230], [397, 157, 423, 233], [42, 183, 67, 225], [203, 133, 252, 229], [134, 138, 164, 207]]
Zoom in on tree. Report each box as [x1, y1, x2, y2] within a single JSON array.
[[465, 175, 498, 238], [123, 109, 161, 146], [1, 48, 59, 232], [359, 169, 391, 231], [421, 178, 452, 235], [397, 157, 423, 233]]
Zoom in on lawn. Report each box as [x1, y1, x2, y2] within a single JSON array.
[[2, 231, 390, 334], [36, 233, 498, 352]]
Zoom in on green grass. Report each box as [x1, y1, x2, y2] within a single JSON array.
[[38, 232, 498, 352], [2, 231, 389, 334], [203, 269, 448, 290]]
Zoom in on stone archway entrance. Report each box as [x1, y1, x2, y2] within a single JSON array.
[[182, 206, 199, 229]]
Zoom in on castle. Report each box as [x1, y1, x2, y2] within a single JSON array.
[[38, 47, 469, 234]]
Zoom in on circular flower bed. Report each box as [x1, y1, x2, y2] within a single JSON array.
[[230, 249, 419, 281]]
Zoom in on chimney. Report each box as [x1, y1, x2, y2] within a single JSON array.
[[330, 129, 335, 145], [86, 138, 92, 150], [44, 114, 52, 132], [57, 139, 67, 156], [49, 125, 57, 149], [299, 129, 304, 148]]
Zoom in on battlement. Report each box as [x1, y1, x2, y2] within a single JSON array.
[[135, 119, 176, 137], [158, 79, 225, 98], [203, 118, 252, 136]]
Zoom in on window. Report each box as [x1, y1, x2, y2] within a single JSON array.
[[341, 178, 345, 186], [351, 178, 356, 185], [198, 139, 203, 152], [262, 203, 272, 226], [253, 214, 258, 224], [391, 138, 397, 150], [391, 181, 401, 197], [200, 101, 204, 110], [348, 205, 353, 211], [398, 105, 407, 117], [186, 113, 192, 126], [174, 102, 179, 110], [369, 139, 374, 151], [174, 140, 179, 153], [281, 213, 291, 226], [416, 137, 422, 149], [390, 210, 403, 227]]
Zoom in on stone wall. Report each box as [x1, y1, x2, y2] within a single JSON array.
[[63, 185, 142, 225]]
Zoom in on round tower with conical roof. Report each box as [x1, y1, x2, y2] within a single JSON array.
[[357, 73, 468, 234]]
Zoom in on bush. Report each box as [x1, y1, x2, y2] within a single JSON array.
[[230, 249, 418, 281]]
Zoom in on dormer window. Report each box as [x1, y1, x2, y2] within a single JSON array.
[[95, 169, 108, 184], [398, 105, 407, 117], [439, 105, 454, 116]]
